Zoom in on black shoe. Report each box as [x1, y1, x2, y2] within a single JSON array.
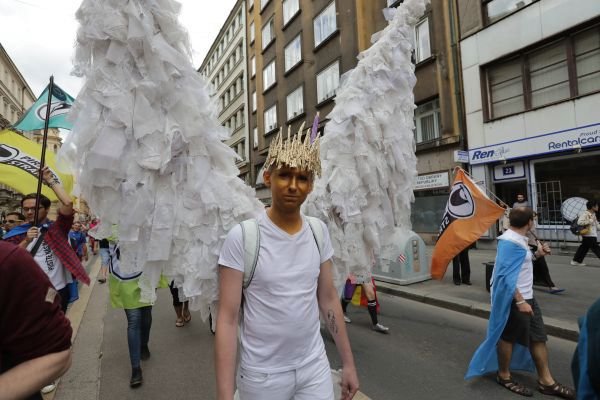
[[141, 345, 150, 361], [130, 367, 143, 388], [462, 281, 472, 286], [454, 281, 461, 285]]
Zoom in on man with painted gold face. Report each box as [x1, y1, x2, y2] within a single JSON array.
[[215, 130, 359, 400]]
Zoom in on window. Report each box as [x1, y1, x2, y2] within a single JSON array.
[[283, 0, 300, 26], [252, 91, 257, 112], [484, 0, 534, 24], [263, 60, 276, 90], [249, 0, 254, 9], [284, 34, 302, 71], [574, 26, 600, 96], [414, 99, 441, 143], [251, 56, 256, 77], [262, 18, 275, 50], [414, 18, 431, 63], [316, 61, 340, 103], [253, 127, 259, 148], [286, 86, 304, 120], [264, 104, 277, 133], [529, 41, 569, 108], [488, 56, 524, 119], [260, 0, 269, 11], [313, 2, 337, 47], [249, 21, 255, 43], [485, 25, 600, 120]]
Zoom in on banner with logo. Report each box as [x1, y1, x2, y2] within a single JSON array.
[[0, 129, 73, 201], [430, 168, 504, 280], [13, 83, 74, 131]]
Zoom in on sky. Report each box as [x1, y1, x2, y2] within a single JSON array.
[[0, 0, 237, 98]]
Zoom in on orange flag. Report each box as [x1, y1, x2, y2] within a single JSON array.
[[431, 168, 505, 280]]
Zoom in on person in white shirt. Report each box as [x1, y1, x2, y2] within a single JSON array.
[[571, 200, 600, 266], [215, 132, 359, 400]]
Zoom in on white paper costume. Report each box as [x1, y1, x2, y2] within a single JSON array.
[[304, 0, 428, 289], [60, 0, 263, 317]]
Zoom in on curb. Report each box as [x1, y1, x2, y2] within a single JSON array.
[[375, 281, 580, 342]]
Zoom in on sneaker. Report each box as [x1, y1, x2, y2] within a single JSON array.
[[570, 261, 586, 266], [343, 314, 351, 323], [130, 367, 143, 388], [141, 345, 150, 361], [372, 323, 390, 334], [41, 382, 56, 394]]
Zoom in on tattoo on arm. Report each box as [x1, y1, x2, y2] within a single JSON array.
[[327, 309, 338, 334]]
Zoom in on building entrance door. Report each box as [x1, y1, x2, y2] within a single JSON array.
[[494, 180, 528, 209]]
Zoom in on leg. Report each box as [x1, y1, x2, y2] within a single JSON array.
[[236, 368, 295, 400], [460, 249, 471, 284], [58, 286, 70, 314], [589, 237, 600, 259], [529, 341, 553, 385], [169, 281, 184, 326], [497, 339, 513, 380], [124, 309, 142, 369], [294, 353, 335, 400], [573, 238, 591, 263], [452, 256, 461, 284], [533, 257, 555, 288], [183, 301, 191, 323], [362, 282, 378, 325], [140, 306, 152, 349]]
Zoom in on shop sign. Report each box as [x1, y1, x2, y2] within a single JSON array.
[[493, 161, 525, 181], [414, 172, 449, 191], [453, 150, 469, 163], [469, 122, 600, 165]]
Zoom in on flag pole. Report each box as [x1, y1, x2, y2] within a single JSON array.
[[33, 76, 55, 226]]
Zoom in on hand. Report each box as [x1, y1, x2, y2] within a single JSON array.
[[26, 227, 39, 243], [542, 243, 551, 255], [517, 302, 534, 316], [340, 366, 360, 400], [41, 166, 59, 186]]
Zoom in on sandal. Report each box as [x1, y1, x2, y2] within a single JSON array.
[[538, 381, 575, 399], [183, 312, 191, 323], [497, 375, 533, 397], [175, 318, 184, 327]]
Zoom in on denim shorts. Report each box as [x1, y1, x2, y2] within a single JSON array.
[[99, 248, 110, 266]]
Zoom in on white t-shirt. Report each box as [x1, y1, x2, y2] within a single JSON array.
[[501, 229, 533, 300], [218, 211, 334, 373], [27, 237, 71, 291]]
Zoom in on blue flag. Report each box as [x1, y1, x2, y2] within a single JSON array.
[[13, 83, 75, 131]]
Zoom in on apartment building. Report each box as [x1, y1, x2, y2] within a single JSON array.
[[247, 0, 397, 201], [457, 0, 600, 242], [199, 0, 251, 182]]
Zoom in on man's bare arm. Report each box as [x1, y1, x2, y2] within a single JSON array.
[[0, 348, 71, 400], [317, 260, 359, 400], [215, 266, 243, 400], [42, 166, 73, 216]]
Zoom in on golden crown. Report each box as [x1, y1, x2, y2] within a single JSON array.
[[264, 122, 321, 177]]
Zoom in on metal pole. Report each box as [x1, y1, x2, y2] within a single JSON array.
[[33, 76, 55, 226]]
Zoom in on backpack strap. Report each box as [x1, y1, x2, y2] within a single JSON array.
[[240, 219, 260, 289], [306, 216, 324, 260]]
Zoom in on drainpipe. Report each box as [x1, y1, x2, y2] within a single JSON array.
[[448, 0, 467, 156]]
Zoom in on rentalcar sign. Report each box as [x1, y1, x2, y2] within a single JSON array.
[[469, 122, 600, 165]]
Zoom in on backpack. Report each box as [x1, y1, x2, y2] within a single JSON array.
[[239, 216, 325, 289]]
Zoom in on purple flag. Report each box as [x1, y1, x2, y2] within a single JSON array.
[[310, 113, 320, 143]]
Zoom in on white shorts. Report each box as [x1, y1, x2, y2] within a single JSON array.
[[236, 352, 334, 400]]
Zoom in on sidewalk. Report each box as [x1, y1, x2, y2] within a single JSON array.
[[376, 246, 600, 341]]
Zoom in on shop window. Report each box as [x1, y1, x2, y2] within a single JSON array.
[[286, 86, 304, 120], [316, 61, 339, 103], [414, 99, 441, 144], [284, 34, 302, 71], [574, 26, 600, 96], [414, 18, 431, 63], [534, 154, 600, 225], [263, 60, 276, 91], [411, 189, 449, 233], [262, 18, 275, 50], [264, 104, 277, 133], [484, 0, 534, 24], [313, 2, 336, 47], [283, 0, 300, 26]]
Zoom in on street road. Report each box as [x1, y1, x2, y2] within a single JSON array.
[[325, 292, 577, 400], [60, 281, 577, 400]]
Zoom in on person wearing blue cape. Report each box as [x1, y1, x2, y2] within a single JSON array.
[[466, 207, 575, 399], [572, 297, 600, 399]]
